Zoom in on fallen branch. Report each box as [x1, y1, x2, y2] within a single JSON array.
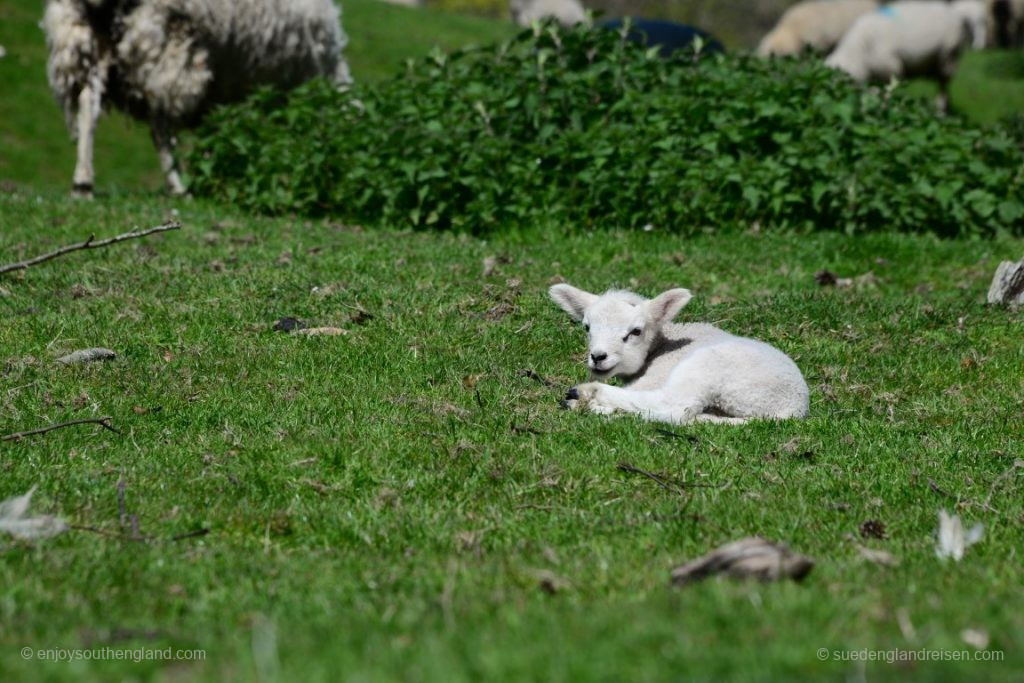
[[928, 478, 957, 501], [617, 461, 721, 494], [1, 417, 120, 442], [70, 524, 210, 543], [617, 461, 687, 495], [0, 221, 181, 276], [982, 458, 1024, 513]]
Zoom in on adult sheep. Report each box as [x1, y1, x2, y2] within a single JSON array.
[[825, 1, 971, 112], [43, 0, 353, 197], [757, 0, 879, 57], [509, 0, 587, 28]]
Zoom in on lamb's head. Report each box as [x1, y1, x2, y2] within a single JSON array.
[[550, 284, 692, 379]]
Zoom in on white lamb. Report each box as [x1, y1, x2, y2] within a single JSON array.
[[824, 1, 971, 112], [509, 0, 587, 28], [549, 284, 810, 425], [757, 0, 879, 57], [43, 0, 353, 198]]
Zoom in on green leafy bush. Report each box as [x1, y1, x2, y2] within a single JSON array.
[[188, 23, 1024, 235]]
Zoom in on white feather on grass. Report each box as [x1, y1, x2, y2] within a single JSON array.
[[0, 486, 68, 540], [935, 509, 984, 562]]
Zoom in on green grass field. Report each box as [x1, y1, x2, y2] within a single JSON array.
[[2, 197, 1023, 681], [2, 0, 1024, 680]]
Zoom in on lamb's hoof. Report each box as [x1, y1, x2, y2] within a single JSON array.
[[71, 183, 94, 199], [560, 387, 581, 411]]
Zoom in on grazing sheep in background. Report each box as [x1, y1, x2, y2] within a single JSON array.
[[953, 0, 991, 48], [825, 1, 971, 112], [757, 0, 879, 57], [598, 18, 725, 57], [510, 0, 586, 28], [991, 0, 1024, 46], [549, 284, 810, 425], [43, 0, 353, 198]]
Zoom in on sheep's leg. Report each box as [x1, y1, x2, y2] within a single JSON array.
[[151, 124, 187, 196], [934, 81, 950, 115], [333, 58, 354, 87], [564, 383, 706, 424], [71, 77, 102, 198]]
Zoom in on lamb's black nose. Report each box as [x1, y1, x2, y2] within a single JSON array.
[[591, 352, 607, 363]]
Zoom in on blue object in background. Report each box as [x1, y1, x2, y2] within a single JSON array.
[[599, 18, 725, 58]]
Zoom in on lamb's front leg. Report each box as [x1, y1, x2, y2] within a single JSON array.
[[563, 383, 707, 424], [151, 123, 187, 196], [562, 383, 677, 418], [72, 75, 103, 198]]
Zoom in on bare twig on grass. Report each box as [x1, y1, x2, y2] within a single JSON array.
[[928, 478, 957, 501], [616, 461, 720, 495], [1, 417, 119, 442], [0, 221, 181, 276], [617, 462, 688, 495], [72, 476, 209, 544], [70, 524, 210, 543], [520, 369, 554, 388], [982, 459, 1024, 513]]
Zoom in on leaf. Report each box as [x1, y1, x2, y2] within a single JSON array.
[[55, 348, 116, 365], [935, 509, 984, 562], [670, 537, 814, 586], [0, 487, 68, 540]]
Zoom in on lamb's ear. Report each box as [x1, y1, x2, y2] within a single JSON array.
[[645, 288, 692, 325], [549, 284, 598, 322]]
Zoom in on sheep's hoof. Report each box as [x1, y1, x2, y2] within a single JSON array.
[[71, 183, 94, 199], [560, 387, 581, 411]]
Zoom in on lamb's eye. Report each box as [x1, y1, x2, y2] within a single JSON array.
[[583, 323, 590, 332], [629, 328, 642, 337]]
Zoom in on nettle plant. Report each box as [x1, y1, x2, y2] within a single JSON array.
[[188, 22, 1024, 236]]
